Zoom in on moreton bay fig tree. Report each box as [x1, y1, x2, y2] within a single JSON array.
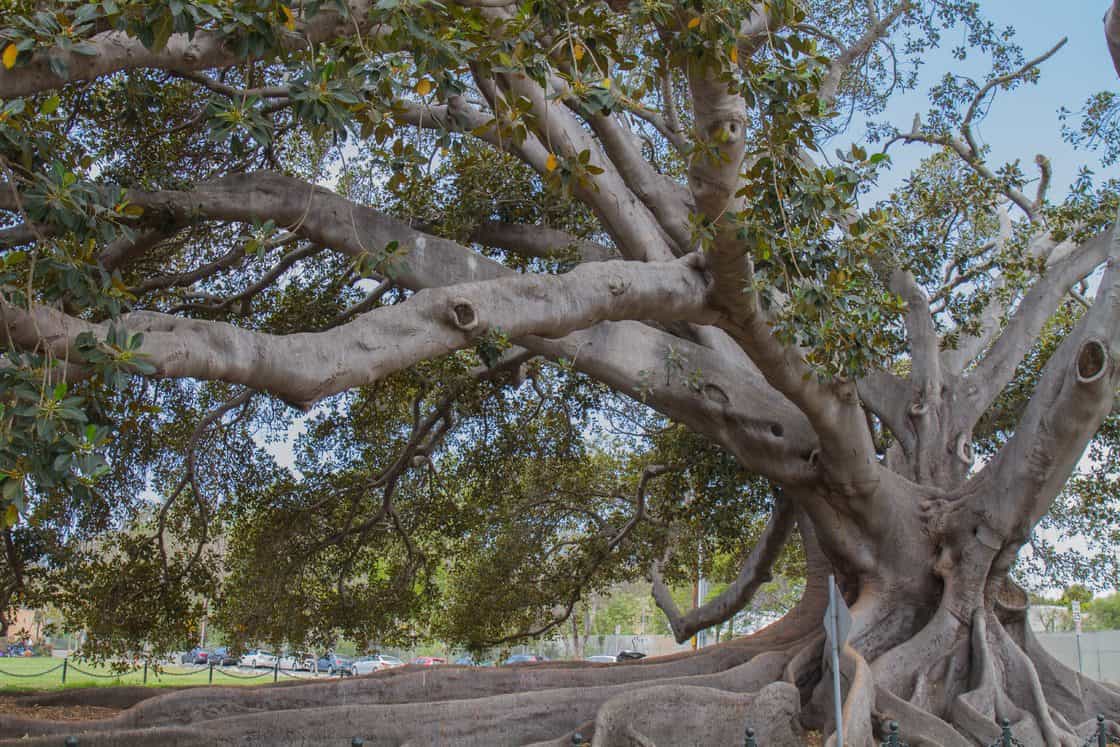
[[0, 0, 1119, 744]]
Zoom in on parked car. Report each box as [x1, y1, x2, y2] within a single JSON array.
[[292, 651, 317, 671], [210, 647, 238, 666], [180, 648, 210, 665], [350, 654, 404, 676], [502, 653, 547, 665], [239, 649, 277, 668], [316, 652, 352, 675], [453, 655, 494, 667], [585, 654, 616, 664], [615, 650, 647, 662], [409, 656, 447, 666]]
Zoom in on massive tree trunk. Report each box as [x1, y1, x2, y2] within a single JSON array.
[[0, 0, 1118, 745]]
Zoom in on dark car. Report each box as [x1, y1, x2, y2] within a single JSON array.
[[502, 653, 547, 665], [615, 650, 647, 662], [453, 655, 494, 667], [180, 647, 209, 665], [210, 647, 238, 666], [316, 652, 352, 675]]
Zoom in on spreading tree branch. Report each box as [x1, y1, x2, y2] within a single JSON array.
[[650, 495, 795, 643]]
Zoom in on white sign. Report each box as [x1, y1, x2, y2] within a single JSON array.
[[1072, 601, 1082, 634]]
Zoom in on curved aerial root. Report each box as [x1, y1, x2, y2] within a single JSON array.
[[821, 645, 875, 747], [587, 682, 802, 747], [874, 687, 972, 747], [0, 648, 797, 746]]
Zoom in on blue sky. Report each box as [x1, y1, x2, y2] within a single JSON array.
[[868, 1, 1118, 198], [869, 0, 1115, 198]]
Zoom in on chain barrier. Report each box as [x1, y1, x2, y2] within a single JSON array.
[[211, 667, 272, 680], [277, 668, 315, 680], [150, 666, 209, 677], [65, 663, 140, 679], [0, 662, 63, 678]]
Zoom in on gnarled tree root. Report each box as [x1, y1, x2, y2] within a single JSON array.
[[0, 646, 798, 746]]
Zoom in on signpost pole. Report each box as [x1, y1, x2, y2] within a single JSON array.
[[828, 575, 844, 747], [1073, 600, 1084, 673]]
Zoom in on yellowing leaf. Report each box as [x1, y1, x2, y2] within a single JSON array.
[[572, 43, 585, 61], [122, 204, 145, 217], [2, 44, 17, 70], [414, 78, 432, 96], [4, 504, 17, 527], [280, 5, 296, 31], [545, 153, 559, 172], [601, 78, 611, 89], [729, 45, 739, 64], [687, 16, 701, 29]]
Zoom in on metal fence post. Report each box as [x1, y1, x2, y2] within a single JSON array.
[[273, 659, 278, 683], [209, 662, 214, 685], [1097, 714, 1106, 747], [744, 725, 757, 747], [351, 739, 365, 747], [884, 721, 900, 746], [64, 738, 78, 746], [570, 734, 584, 745], [1000, 718, 1013, 747], [61, 657, 67, 685], [142, 660, 147, 685]]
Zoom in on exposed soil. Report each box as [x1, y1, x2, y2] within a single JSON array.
[[0, 697, 119, 721]]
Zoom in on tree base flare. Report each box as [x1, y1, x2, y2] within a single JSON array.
[[0, 610, 1117, 746]]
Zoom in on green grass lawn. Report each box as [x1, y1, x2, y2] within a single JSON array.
[[0, 656, 301, 691]]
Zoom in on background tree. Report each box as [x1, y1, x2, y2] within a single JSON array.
[[0, 0, 1119, 745]]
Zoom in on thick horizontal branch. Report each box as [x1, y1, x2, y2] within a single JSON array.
[[468, 221, 618, 263], [0, 255, 716, 408], [0, 3, 374, 99]]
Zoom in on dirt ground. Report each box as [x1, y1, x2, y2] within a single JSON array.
[[0, 694, 120, 721]]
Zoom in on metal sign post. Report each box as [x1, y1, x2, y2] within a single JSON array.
[[823, 575, 852, 746], [1072, 600, 1084, 673]]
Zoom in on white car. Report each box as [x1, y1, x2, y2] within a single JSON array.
[[239, 649, 277, 668], [278, 651, 315, 671], [585, 655, 616, 664], [350, 654, 404, 675]]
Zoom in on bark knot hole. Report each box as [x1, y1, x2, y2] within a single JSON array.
[[1076, 339, 1108, 384], [449, 298, 479, 332], [702, 383, 729, 405], [954, 433, 974, 465]]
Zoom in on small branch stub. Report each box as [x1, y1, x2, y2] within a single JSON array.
[[1076, 339, 1109, 384], [448, 298, 480, 333]]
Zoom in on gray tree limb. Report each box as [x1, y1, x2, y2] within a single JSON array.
[[0, 255, 715, 409], [650, 496, 796, 643]]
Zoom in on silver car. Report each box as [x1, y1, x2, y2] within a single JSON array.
[[350, 654, 404, 675]]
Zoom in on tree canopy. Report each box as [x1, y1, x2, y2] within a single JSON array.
[[2, 0, 1120, 744]]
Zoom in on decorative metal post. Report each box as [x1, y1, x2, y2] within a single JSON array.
[[883, 721, 900, 746], [1000, 718, 1013, 747], [273, 658, 279, 683], [571, 734, 584, 745], [351, 739, 365, 747], [744, 725, 757, 747], [65, 738, 78, 746], [61, 657, 67, 684], [142, 660, 148, 685], [208, 661, 214, 684], [1097, 714, 1107, 747]]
